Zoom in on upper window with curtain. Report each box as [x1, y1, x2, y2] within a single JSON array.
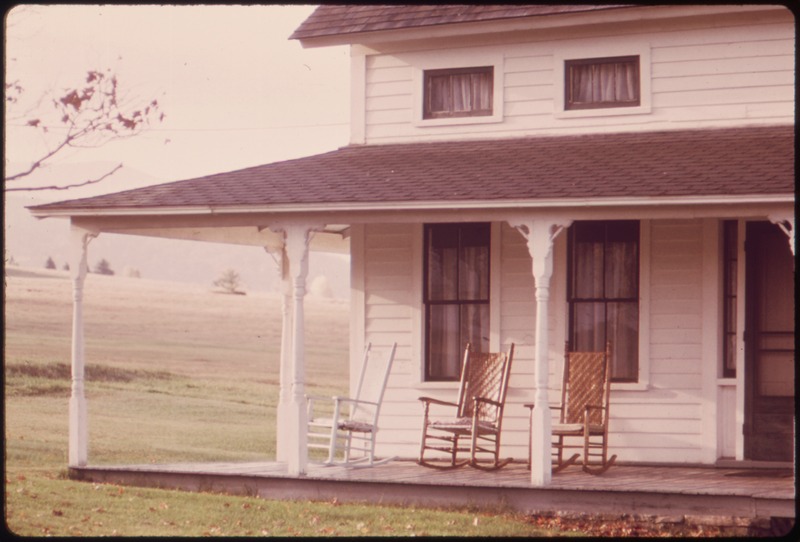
[[565, 55, 640, 110], [423, 66, 494, 120]]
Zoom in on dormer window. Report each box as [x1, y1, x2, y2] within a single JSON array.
[[423, 66, 494, 120], [565, 55, 640, 110]]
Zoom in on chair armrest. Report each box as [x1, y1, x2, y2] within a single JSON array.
[[523, 402, 562, 410], [336, 398, 378, 407], [418, 396, 459, 408], [474, 396, 502, 408]]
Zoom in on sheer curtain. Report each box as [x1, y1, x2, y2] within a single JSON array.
[[571, 222, 639, 381], [426, 224, 490, 380], [425, 68, 492, 117], [570, 59, 637, 105]]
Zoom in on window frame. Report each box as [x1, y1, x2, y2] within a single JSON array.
[[554, 42, 651, 118], [423, 66, 494, 120], [564, 55, 641, 111], [567, 220, 641, 384], [411, 51, 504, 127], [722, 220, 739, 379], [422, 222, 492, 382]]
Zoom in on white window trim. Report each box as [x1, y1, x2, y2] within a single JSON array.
[[553, 42, 651, 119], [411, 52, 505, 127], [611, 219, 651, 391]]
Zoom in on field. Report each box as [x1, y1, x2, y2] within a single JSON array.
[[4, 267, 563, 537]]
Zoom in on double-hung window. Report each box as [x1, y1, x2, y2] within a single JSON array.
[[565, 55, 640, 110], [423, 223, 490, 381], [423, 66, 494, 120], [568, 221, 640, 382]]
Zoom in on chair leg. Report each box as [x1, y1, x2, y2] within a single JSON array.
[[469, 433, 512, 470], [418, 428, 469, 469], [552, 434, 579, 472], [582, 434, 616, 475]]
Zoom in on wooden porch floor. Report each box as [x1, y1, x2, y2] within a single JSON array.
[[69, 460, 795, 520]]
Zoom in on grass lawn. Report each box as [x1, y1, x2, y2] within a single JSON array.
[[4, 268, 566, 537]]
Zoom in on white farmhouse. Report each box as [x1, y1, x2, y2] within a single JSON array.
[[32, 5, 794, 488]]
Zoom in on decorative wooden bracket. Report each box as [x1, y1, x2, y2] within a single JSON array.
[[769, 214, 795, 256]]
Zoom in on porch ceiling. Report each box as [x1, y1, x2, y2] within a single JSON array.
[[30, 125, 793, 226]]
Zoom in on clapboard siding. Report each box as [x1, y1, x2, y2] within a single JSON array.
[[361, 9, 792, 144], [367, 218, 712, 462]]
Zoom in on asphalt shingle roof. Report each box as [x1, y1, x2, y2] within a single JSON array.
[[31, 126, 794, 214], [290, 5, 633, 40]]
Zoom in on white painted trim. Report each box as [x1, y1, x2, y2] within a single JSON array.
[[489, 222, 502, 352], [734, 220, 746, 460], [68, 224, 96, 468], [408, 50, 504, 127], [411, 221, 502, 386], [32, 193, 794, 218], [701, 218, 721, 463], [553, 40, 652, 118], [611, 219, 650, 391], [296, 5, 787, 48], [349, 224, 366, 393], [410, 222, 424, 386], [350, 50, 367, 145]]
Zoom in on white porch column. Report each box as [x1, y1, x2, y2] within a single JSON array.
[[283, 225, 314, 476], [68, 225, 96, 467], [509, 219, 571, 487], [265, 244, 293, 463]]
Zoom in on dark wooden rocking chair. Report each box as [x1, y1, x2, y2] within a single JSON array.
[[527, 341, 616, 474], [418, 343, 515, 470]]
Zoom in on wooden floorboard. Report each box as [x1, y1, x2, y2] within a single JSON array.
[[70, 460, 795, 519]]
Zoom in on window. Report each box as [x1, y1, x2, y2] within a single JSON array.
[[424, 223, 490, 381], [568, 221, 640, 382], [565, 56, 640, 110], [423, 66, 493, 120], [722, 220, 738, 378]]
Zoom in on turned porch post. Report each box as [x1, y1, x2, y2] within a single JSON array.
[[265, 244, 293, 463], [282, 225, 315, 475], [68, 224, 96, 467], [509, 219, 570, 487]]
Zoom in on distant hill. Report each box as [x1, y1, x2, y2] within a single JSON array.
[[4, 163, 350, 297]]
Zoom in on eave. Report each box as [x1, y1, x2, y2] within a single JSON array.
[[294, 5, 787, 49]]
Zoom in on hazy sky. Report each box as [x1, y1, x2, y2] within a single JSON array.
[[5, 4, 350, 187]]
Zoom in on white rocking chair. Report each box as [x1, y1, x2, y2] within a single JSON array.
[[306, 342, 397, 467]]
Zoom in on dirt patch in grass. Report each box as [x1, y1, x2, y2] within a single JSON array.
[[6, 361, 174, 382], [6, 362, 176, 396]]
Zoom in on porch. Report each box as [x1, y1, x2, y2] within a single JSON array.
[[69, 460, 794, 521]]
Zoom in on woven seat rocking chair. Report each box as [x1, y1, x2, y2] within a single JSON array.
[[418, 343, 515, 470], [527, 341, 617, 475]]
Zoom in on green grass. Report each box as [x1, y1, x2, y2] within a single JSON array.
[[4, 271, 565, 537]]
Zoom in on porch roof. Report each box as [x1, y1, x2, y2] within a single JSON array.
[[30, 125, 794, 217], [289, 4, 632, 41]]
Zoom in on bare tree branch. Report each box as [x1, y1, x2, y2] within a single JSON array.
[[5, 68, 163, 190], [6, 163, 124, 192]]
